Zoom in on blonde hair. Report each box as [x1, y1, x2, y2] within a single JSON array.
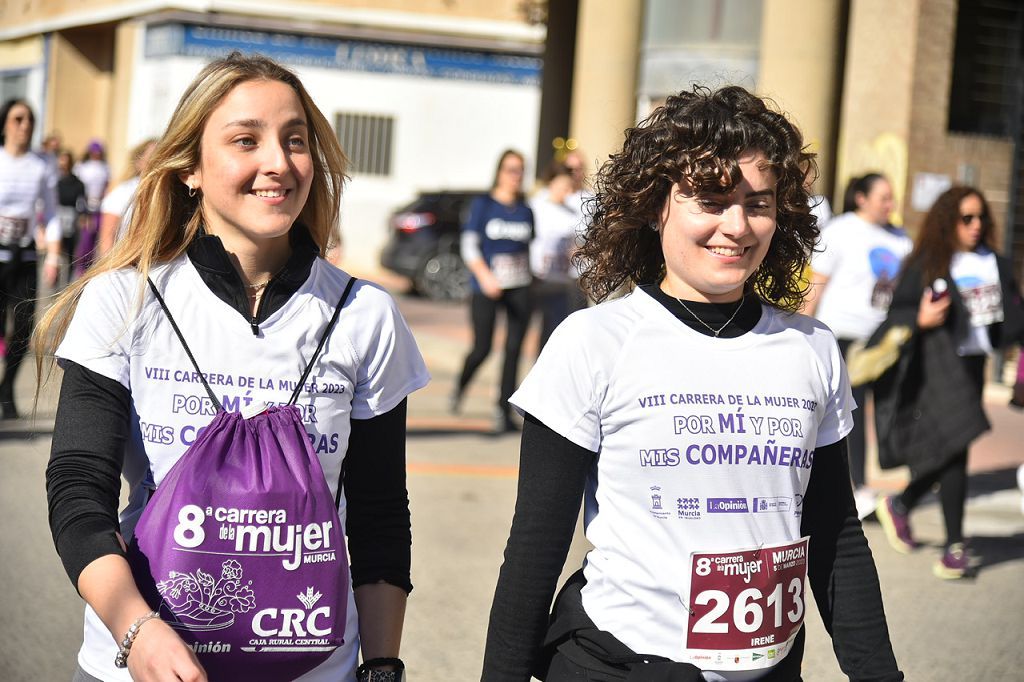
[[34, 51, 348, 371]]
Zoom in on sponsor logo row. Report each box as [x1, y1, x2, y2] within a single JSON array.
[[649, 487, 803, 520], [687, 638, 789, 666]]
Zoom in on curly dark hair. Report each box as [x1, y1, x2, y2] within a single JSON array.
[[904, 186, 997, 286], [576, 85, 818, 310]]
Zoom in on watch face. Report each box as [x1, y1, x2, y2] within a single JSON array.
[[363, 671, 401, 682], [357, 663, 404, 682]]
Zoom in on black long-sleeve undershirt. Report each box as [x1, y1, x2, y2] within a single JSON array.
[[482, 286, 902, 680], [46, 361, 131, 587]]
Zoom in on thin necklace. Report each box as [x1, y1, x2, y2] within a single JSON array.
[[673, 295, 746, 338], [245, 267, 285, 295]]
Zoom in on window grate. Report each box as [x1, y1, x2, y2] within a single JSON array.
[[335, 112, 395, 177]]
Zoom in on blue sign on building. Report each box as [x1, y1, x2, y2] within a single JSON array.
[[145, 23, 542, 86]]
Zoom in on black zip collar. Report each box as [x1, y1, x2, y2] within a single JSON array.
[[187, 224, 320, 335], [641, 283, 762, 338]]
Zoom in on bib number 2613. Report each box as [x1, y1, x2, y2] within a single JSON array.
[[686, 537, 808, 651]]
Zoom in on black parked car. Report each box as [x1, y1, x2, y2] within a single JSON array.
[[380, 191, 477, 301]]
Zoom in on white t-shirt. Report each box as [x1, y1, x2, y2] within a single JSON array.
[[950, 247, 1002, 356], [101, 176, 140, 241], [57, 256, 430, 681], [0, 148, 61, 253], [811, 212, 912, 341], [74, 159, 111, 210], [528, 195, 578, 282], [510, 288, 854, 679]]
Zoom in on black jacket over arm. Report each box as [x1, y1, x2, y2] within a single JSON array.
[[870, 255, 1023, 475]]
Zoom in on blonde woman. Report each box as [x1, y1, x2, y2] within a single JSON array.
[[39, 53, 426, 681]]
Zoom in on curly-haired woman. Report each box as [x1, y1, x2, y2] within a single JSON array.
[[874, 186, 1024, 579], [482, 85, 902, 681]]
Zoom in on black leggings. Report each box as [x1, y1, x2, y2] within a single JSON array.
[[897, 354, 986, 548], [458, 287, 531, 411], [0, 257, 38, 406], [837, 338, 868, 488]]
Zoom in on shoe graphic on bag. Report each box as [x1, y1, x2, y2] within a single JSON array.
[[163, 598, 236, 631], [156, 560, 255, 632]]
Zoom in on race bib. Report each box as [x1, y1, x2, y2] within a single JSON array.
[[0, 216, 29, 245], [960, 282, 1003, 327], [540, 237, 573, 279], [870, 274, 897, 310], [490, 252, 531, 289], [683, 537, 808, 671]]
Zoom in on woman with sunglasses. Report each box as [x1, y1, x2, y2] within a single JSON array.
[[0, 99, 62, 419], [874, 186, 1024, 579]]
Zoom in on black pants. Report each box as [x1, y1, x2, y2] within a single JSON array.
[[897, 354, 985, 548], [0, 257, 37, 407], [458, 287, 531, 412], [837, 338, 869, 488]]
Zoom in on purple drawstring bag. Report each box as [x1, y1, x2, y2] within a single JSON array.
[[127, 277, 355, 681]]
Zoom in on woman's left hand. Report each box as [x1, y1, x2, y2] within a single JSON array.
[[916, 287, 951, 329]]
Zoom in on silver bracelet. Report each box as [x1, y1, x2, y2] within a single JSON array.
[[114, 611, 160, 668]]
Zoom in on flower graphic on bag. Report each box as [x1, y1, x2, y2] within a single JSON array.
[[156, 559, 257, 631]]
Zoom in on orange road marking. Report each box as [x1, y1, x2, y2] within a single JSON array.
[[407, 461, 519, 479]]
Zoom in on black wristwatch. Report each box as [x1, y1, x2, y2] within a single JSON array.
[[356, 657, 405, 682]]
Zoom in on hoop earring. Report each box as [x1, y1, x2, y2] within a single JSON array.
[[188, 184, 197, 198]]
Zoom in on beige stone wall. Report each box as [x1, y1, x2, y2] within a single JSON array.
[[1, 0, 533, 34], [757, 0, 845, 197], [105, 21, 142, 181], [569, 0, 644, 170], [835, 0, 1014, 236], [834, 0, 920, 224], [4, 1, 117, 25], [46, 25, 115, 162], [0, 35, 44, 68], [902, 0, 1013, 241]]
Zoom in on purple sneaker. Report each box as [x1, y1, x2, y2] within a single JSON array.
[[933, 542, 969, 579], [876, 495, 917, 554]]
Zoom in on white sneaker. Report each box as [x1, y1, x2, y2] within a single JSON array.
[[854, 487, 878, 521]]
